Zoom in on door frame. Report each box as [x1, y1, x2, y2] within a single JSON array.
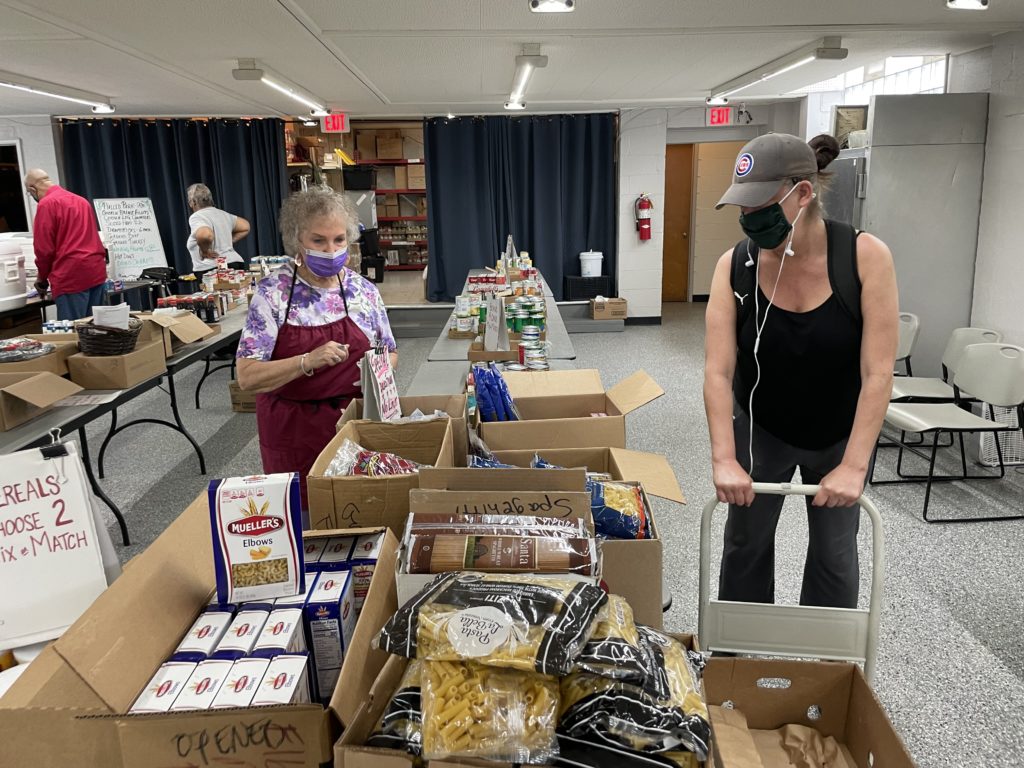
[[0, 139, 32, 231]]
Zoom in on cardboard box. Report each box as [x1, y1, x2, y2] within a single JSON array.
[[478, 369, 664, 451], [0, 341, 78, 376], [25, 332, 80, 343], [415, 197, 428, 217], [229, 380, 257, 413], [704, 657, 916, 768], [0, 371, 82, 431], [0, 494, 400, 768], [135, 311, 217, 358], [494, 446, 685, 627], [337, 394, 469, 467], [393, 166, 408, 189], [355, 130, 377, 161], [68, 340, 167, 390], [403, 129, 424, 160], [307, 419, 455, 536], [407, 164, 426, 189], [591, 297, 628, 319], [376, 136, 404, 160], [385, 204, 401, 218], [468, 340, 518, 363]]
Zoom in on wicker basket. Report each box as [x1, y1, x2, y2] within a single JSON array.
[[77, 318, 143, 356]]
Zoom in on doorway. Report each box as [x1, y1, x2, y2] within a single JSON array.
[[662, 144, 693, 301], [0, 143, 30, 234]]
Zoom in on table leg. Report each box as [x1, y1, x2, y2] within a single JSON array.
[[194, 358, 236, 409], [79, 427, 130, 545], [98, 407, 119, 479], [168, 371, 207, 474]]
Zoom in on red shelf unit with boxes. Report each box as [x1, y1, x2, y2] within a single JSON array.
[[378, 216, 427, 222], [385, 264, 427, 271]]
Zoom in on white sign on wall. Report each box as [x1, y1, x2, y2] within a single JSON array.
[[93, 197, 168, 279]]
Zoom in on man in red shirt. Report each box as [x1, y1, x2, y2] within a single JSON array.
[[24, 169, 108, 320]]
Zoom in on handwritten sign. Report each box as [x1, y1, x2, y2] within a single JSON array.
[[0, 443, 107, 646], [409, 489, 590, 521], [360, 349, 401, 422], [94, 197, 168, 279], [484, 297, 509, 352]]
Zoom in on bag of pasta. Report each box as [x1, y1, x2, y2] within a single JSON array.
[[421, 659, 558, 764], [573, 594, 649, 683], [376, 572, 607, 676], [558, 630, 710, 767], [366, 659, 424, 756]]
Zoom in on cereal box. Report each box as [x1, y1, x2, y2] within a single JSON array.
[[303, 539, 328, 571], [129, 662, 196, 713], [304, 570, 356, 704], [171, 610, 234, 662], [171, 659, 234, 711], [350, 531, 386, 613], [211, 610, 270, 660], [209, 474, 305, 604], [317, 536, 356, 571], [251, 607, 306, 658], [251, 653, 311, 706], [211, 658, 270, 709], [275, 572, 320, 608]]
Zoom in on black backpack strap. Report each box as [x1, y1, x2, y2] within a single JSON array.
[[825, 219, 863, 327], [730, 238, 757, 333]]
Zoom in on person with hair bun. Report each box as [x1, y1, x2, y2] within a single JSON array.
[[704, 133, 898, 608], [236, 186, 397, 506]]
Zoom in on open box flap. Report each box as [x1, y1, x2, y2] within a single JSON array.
[[608, 448, 685, 504], [606, 370, 664, 415], [418, 467, 586, 492], [0, 372, 81, 408], [502, 369, 605, 399]]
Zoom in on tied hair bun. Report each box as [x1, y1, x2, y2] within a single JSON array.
[[808, 134, 840, 171]]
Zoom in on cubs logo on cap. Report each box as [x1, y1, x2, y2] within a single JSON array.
[[735, 153, 754, 178], [716, 133, 819, 210]]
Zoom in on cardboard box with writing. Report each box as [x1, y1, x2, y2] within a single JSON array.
[[355, 130, 377, 161], [307, 419, 455, 537], [337, 394, 469, 467], [407, 164, 426, 190], [591, 297, 628, 320], [478, 369, 663, 451], [0, 340, 78, 376], [0, 372, 82, 431], [0, 494, 402, 768], [135, 311, 218, 358], [68, 341, 166, 390], [376, 131, 404, 160], [494, 446, 685, 627], [229, 380, 257, 413], [704, 657, 916, 768]]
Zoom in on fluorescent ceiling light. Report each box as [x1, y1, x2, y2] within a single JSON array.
[[260, 75, 325, 113], [507, 45, 547, 109], [711, 37, 847, 100], [946, 0, 988, 8], [0, 71, 114, 113], [530, 0, 575, 12]]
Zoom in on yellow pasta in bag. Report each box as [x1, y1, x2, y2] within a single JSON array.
[[573, 594, 648, 682], [366, 659, 424, 756]]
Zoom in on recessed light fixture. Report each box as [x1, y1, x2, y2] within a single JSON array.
[[0, 70, 115, 113], [946, 0, 988, 9], [530, 0, 574, 12]]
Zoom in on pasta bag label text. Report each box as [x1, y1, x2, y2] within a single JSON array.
[[445, 606, 513, 657]]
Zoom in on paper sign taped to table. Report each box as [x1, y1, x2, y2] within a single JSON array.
[[0, 442, 107, 646], [361, 348, 401, 422], [484, 297, 509, 351], [93, 198, 168, 280]]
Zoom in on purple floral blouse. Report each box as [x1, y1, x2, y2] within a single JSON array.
[[236, 265, 397, 361]]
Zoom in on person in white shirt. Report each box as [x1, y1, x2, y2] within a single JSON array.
[[185, 183, 250, 275]]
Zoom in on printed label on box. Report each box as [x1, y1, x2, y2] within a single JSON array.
[[251, 654, 311, 706], [171, 659, 234, 711], [274, 572, 320, 607], [129, 662, 196, 713], [304, 571, 355, 703], [212, 610, 270, 660], [318, 536, 356, 571], [171, 611, 234, 662], [350, 531, 385, 613], [251, 608, 306, 658], [211, 658, 270, 709], [303, 539, 328, 569]]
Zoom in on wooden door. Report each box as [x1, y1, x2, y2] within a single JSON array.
[[662, 144, 693, 301]]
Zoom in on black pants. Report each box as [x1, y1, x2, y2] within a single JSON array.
[[718, 407, 861, 608]]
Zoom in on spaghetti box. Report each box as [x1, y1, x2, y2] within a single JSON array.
[[170, 659, 234, 711], [170, 610, 234, 662], [211, 609, 270, 660], [251, 608, 306, 658], [129, 662, 196, 713], [303, 538, 329, 570], [318, 536, 356, 571], [252, 653, 311, 706], [211, 658, 270, 709], [275, 572, 320, 607], [304, 571, 357, 704], [350, 532, 386, 613]]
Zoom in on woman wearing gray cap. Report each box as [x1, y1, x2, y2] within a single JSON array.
[[704, 133, 898, 608]]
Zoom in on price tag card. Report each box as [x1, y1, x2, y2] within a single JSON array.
[[361, 348, 401, 422], [484, 298, 510, 352], [0, 443, 107, 646]]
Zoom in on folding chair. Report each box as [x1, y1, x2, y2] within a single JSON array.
[[894, 312, 919, 376], [890, 326, 1001, 402], [870, 343, 1024, 523]]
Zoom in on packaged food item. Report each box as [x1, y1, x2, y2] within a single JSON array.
[[170, 659, 234, 711], [574, 595, 648, 682], [0, 337, 54, 362], [304, 571, 357, 704], [350, 531, 386, 613], [467, 455, 517, 469], [251, 608, 307, 658], [303, 538, 329, 570], [410, 514, 589, 538], [407, 534, 598, 576], [130, 662, 196, 713], [275, 572, 320, 607], [211, 610, 270, 660], [421, 659, 558, 763], [590, 481, 650, 540], [211, 658, 270, 709], [377, 572, 607, 676], [209, 474, 305, 604], [472, 364, 520, 423], [251, 653, 312, 706], [366, 659, 424, 755], [171, 610, 235, 663], [317, 537, 356, 571], [324, 438, 423, 477]]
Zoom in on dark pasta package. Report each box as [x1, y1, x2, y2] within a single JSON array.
[[407, 534, 599, 576], [410, 513, 590, 538], [366, 659, 423, 756], [573, 595, 649, 682]]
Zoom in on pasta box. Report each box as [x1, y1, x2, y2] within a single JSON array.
[[169, 659, 234, 712], [0, 372, 81, 431], [477, 369, 664, 450], [303, 537, 330, 570], [210, 657, 269, 709], [0, 494, 401, 768], [251, 653, 312, 706], [494, 447, 686, 628], [350, 531, 387, 613], [304, 571, 357, 704]]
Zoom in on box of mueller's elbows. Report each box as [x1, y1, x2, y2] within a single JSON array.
[[304, 570, 357, 704], [350, 532, 386, 613]]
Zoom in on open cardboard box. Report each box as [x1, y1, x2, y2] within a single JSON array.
[[67, 340, 167, 390], [479, 369, 664, 450], [134, 311, 218, 358], [308, 419, 455, 537], [1, 493, 402, 768], [0, 371, 82, 431], [467, 341, 518, 363], [0, 340, 78, 376], [228, 380, 257, 413], [704, 657, 916, 768], [338, 394, 469, 468], [494, 447, 686, 628]]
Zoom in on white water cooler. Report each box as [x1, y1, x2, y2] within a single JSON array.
[[0, 239, 28, 311]]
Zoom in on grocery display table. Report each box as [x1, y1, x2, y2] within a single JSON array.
[[405, 359, 576, 397]]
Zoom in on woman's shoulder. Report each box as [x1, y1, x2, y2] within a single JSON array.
[[254, 266, 294, 303], [344, 268, 383, 302]]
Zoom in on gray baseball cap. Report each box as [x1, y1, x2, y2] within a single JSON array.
[[716, 133, 818, 209]]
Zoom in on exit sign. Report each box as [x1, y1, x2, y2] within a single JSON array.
[[320, 113, 349, 133], [706, 106, 734, 126]]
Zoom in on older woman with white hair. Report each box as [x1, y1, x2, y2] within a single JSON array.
[[236, 187, 397, 504], [185, 182, 249, 276]]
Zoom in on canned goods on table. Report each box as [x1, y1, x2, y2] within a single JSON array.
[[503, 363, 528, 372], [455, 295, 471, 315], [455, 315, 474, 333]]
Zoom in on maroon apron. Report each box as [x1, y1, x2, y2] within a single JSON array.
[[256, 269, 372, 509]]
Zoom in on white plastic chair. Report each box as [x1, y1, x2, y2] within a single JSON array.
[[894, 312, 919, 376], [890, 327, 1001, 401]]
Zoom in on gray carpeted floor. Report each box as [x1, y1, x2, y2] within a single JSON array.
[[85, 302, 1024, 767]]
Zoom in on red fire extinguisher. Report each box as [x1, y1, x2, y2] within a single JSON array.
[[634, 194, 653, 241]]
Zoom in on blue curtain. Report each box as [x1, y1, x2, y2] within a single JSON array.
[[61, 118, 287, 275], [424, 114, 617, 301]]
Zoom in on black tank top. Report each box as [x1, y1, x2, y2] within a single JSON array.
[[733, 248, 863, 450]]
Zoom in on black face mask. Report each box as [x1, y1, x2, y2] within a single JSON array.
[[738, 185, 799, 250]]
